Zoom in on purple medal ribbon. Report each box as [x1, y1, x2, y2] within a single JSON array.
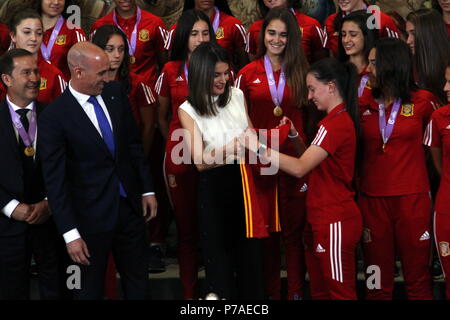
[[113, 7, 142, 57], [7, 102, 37, 149], [358, 74, 369, 97], [184, 63, 188, 83], [212, 7, 220, 33], [290, 8, 296, 15], [264, 55, 286, 107], [40, 15, 64, 61], [378, 98, 401, 146]]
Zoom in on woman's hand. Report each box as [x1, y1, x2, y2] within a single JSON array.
[[280, 116, 298, 138], [238, 127, 260, 154]]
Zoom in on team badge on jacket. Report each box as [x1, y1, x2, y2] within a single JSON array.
[[400, 104, 414, 117], [139, 29, 150, 42], [440, 241, 450, 257], [40, 78, 47, 90], [56, 34, 66, 45], [216, 27, 224, 40]]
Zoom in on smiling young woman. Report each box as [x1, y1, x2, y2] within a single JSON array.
[[236, 6, 309, 300]]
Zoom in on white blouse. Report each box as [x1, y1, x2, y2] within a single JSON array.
[[180, 87, 248, 152]]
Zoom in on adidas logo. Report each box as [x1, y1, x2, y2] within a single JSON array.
[[363, 109, 372, 116], [316, 244, 326, 253], [420, 231, 430, 241], [252, 78, 261, 84], [175, 76, 184, 82], [300, 183, 308, 192]]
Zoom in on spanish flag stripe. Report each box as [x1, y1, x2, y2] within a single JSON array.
[[239, 164, 251, 237], [275, 183, 281, 232], [240, 163, 253, 237]]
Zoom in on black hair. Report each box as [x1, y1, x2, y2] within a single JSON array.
[[8, 9, 42, 34], [183, 0, 233, 16], [337, 10, 378, 64], [187, 41, 231, 116], [91, 24, 131, 93], [0, 48, 33, 86], [308, 57, 359, 139], [308, 57, 360, 179], [371, 38, 416, 103], [407, 8, 450, 105], [257, 0, 301, 18], [171, 9, 215, 63]]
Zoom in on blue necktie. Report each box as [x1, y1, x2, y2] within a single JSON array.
[[88, 96, 127, 197]]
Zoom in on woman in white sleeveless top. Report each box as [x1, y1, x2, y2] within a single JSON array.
[[178, 41, 264, 299]]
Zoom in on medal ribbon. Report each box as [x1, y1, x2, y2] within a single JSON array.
[[40, 15, 64, 61], [113, 7, 142, 57], [378, 99, 401, 146], [264, 55, 286, 107], [212, 7, 220, 33], [7, 102, 37, 148], [358, 74, 369, 97], [184, 62, 188, 83]]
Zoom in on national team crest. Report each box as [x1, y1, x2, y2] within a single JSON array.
[[401, 104, 414, 117], [440, 242, 450, 257], [139, 29, 150, 42], [56, 35, 66, 45], [216, 27, 224, 40], [40, 78, 47, 90], [362, 228, 372, 243]]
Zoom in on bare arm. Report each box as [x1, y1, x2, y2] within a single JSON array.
[[178, 108, 238, 171]]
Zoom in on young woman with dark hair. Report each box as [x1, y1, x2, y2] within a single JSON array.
[[358, 38, 436, 300], [90, 0, 168, 88], [406, 8, 450, 106], [247, 0, 326, 63], [3, 9, 66, 104], [178, 41, 264, 299], [236, 7, 309, 300], [324, 0, 399, 57], [239, 57, 362, 299], [424, 61, 450, 299], [338, 10, 377, 99], [166, 0, 248, 71], [154, 9, 214, 299], [35, 0, 87, 80]]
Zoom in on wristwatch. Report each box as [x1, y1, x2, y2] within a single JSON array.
[[256, 143, 267, 157]]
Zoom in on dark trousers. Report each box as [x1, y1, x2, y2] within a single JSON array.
[[72, 198, 148, 300], [198, 165, 264, 300], [0, 220, 62, 300]]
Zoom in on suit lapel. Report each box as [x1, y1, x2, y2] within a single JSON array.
[[64, 90, 113, 158], [0, 101, 21, 163]]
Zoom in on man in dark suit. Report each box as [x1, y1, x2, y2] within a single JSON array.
[[0, 48, 63, 299], [38, 42, 157, 300]]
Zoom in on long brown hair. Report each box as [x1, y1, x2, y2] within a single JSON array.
[[407, 8, 450, 105], [256, 6, 308, 107]]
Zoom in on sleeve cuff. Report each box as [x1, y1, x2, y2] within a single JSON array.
[[142, 192, 155, 197], [2, 199, 20, 218], [63, 229, 81, 244]]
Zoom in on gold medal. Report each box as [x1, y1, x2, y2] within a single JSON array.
[[24, 146, 35, 157], [382, 143, 386, 153], [129, 56, 136, 64], [273, 106, 283, 117]]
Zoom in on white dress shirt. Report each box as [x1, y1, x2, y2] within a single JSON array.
[[63, 83, 154, 244]]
